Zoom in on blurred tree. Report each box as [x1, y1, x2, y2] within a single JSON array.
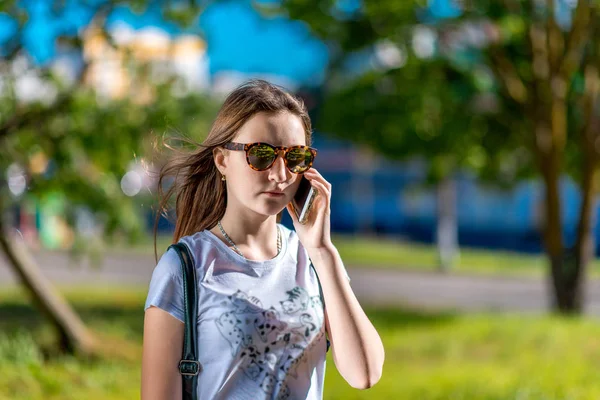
[[275, 0, 513, 272], [0, 0, 217, 355], [278, 0, 600, 313]]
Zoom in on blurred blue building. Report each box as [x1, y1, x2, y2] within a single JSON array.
[[302, 134, 597, 255]]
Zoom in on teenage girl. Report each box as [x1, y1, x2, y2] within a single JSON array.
[[141, 79, 384, 399]]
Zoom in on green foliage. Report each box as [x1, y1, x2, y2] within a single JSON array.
[[279, 0, 418, 52], [0, 331, 43, 366], [279, 1, 594, 188], [1, 81, 220, 246], [0, 1, 219, 251], [326, 308, 600, 399]]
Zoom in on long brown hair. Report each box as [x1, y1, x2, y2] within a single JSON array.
[[153, 79, 313, 262]]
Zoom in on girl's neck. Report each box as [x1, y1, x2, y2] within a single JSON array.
[[210, 210, 279, 260]]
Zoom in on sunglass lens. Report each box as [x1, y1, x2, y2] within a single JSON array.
[[286, 148, 313, 173], [248, 144, 276, 170]]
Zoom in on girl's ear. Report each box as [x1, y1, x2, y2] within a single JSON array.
[[213, 146, 228, 175]]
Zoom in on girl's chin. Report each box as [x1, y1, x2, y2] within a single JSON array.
[[254, 203, 286, 217]]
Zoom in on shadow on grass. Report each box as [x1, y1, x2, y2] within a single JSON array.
[[0, 299, 145, 342], [0, 302, 42, 333]]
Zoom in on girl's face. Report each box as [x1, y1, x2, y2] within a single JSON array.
[[215, 111, 307, 218]]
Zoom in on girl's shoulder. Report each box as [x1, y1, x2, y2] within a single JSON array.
[[151, 230, 213, 280], [173, 229, 214, 269]]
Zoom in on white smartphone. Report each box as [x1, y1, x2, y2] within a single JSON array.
[[291, 176, 318, 224]]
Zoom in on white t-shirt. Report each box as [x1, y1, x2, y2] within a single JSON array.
[[144, 223, 350, 400]]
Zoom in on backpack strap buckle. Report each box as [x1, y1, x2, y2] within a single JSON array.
[[179, 360, 201, 376]]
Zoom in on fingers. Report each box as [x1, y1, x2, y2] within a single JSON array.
[[303, 168, 332, 194], [307, 180, 330, 211]]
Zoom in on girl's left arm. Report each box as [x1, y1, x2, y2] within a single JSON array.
[[285, 168, 384, 390], [308, 244, 385, 390]]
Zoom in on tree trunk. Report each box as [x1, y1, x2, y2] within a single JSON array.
[[539, 156, 578, 312], [548, 187, 596, 314], [505, 0, 594, 314], [538, 95, 598, 314], [548, 249, 582, 313], [556, 80, 600, 314], [535, 95, 579, 312], [436, 175, 458, 272], [0, 210, 97, 356]]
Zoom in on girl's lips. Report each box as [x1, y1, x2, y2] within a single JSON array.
[[263, 192, 285, 197]]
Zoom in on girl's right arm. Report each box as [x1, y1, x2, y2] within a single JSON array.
[[141, 306, 185, 400]]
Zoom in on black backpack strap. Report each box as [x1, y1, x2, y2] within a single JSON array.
[[309, 259, 331, 353], [168, 242, 201, 400]]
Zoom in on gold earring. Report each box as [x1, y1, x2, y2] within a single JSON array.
[[221, 175, 226, 181]]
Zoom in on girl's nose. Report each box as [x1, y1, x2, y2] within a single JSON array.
[[268, 152, 288, 182]]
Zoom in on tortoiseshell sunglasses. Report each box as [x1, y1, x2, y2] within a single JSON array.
[[223, 142, 317, 174]]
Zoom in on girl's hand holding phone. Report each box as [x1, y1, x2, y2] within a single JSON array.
[[286, 168, 333, 251]]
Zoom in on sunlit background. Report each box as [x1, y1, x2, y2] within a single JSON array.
[[3, 0, 600, 399]]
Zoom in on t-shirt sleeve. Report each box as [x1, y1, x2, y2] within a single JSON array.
[[144, 247, 185, 323]]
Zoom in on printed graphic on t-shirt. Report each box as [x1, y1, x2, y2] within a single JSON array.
[[215, 287, 325, 399]]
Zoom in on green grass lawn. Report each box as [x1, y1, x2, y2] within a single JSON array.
[[109, 233, 600, 278], [2, 286, 600, 399]]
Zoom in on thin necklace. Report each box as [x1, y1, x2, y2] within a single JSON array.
[[217, 220, 281, 259]]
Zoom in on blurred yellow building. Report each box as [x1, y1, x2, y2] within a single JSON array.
[[81, 23, 209, 102]]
